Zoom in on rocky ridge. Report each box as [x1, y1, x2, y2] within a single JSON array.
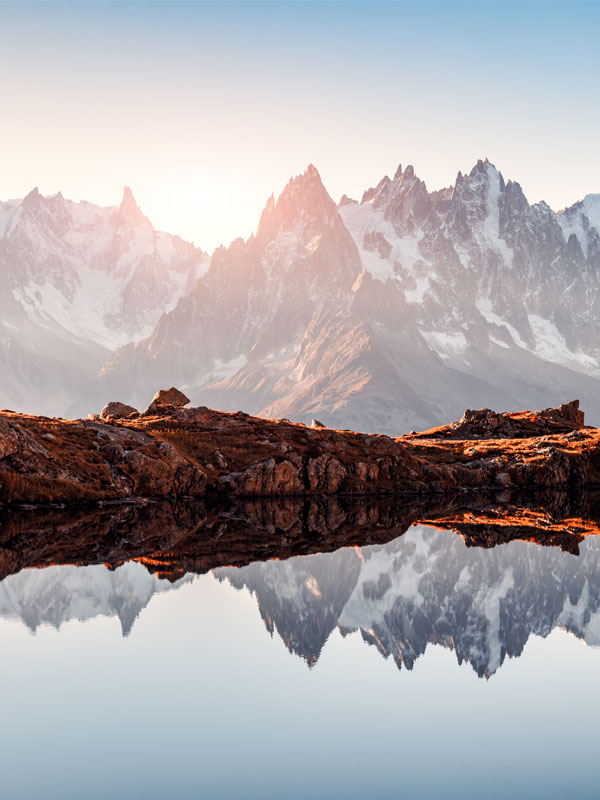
[[1, 395, 600, 507], [411, 399, 585, 440]]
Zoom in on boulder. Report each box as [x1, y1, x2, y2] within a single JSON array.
[[495, 472, 512, 487], [146, 387, 190, 414], [311, 419, 326, 429], [150, 387, 190, 408], [101, 401, 138, 420]]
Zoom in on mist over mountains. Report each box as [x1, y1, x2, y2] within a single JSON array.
[[3, 160, 600, 432]]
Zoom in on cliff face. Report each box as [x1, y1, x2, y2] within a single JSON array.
[[0, 398, 597, 507]]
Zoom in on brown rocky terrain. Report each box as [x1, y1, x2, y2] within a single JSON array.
[[0, 396, 598, 507], [410, 400, 585, 440], [0, 398, 600, 505], [0, 391, 597, 579]]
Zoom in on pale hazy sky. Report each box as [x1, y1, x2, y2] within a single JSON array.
[[1, 1, 599, 252]]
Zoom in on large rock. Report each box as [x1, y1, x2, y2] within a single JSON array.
[[100, 401, 138, 420], [146, 387, 190, 414], [556, 400, 585, 427], [151, 387, 190, 407]]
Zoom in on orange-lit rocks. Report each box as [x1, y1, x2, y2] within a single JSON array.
[[1, 400, 600, 507], [411, 399, 585, 441], [148, 387, 190, 411], [100, 401, 138, 420]]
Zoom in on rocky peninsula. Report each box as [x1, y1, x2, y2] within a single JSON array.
[[0, 391, 596, 508]]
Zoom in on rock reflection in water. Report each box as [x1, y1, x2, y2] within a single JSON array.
[[2, 491, 600, 677], [1, 488, 598, 581]]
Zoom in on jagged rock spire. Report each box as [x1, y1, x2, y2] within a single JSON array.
[[256, 163, 341, 244], [117, 186, 146, 225], [22, 187, 41, 208]]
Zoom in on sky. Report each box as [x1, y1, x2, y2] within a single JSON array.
[[1, 0, 599, 252]]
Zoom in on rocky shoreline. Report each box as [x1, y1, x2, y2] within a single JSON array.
[[0, 394, 597, 507]]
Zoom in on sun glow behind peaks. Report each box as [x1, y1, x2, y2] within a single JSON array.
[[0, 1, 599, 252], [140, 171, 263, 252]]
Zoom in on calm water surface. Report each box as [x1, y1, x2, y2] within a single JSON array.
[[1, 522, 600, 799]]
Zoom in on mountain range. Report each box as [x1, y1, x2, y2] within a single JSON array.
[[0, 187, 207, 415], [3, 160, 600, 431]]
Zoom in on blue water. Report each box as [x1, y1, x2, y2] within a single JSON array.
[[1, 523, 599, 799]]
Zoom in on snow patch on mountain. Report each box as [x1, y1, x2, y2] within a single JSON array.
[[558, 194, 600, 257], [339, 201, 426, 283], [528, 314, 599, 374], [421, 330, 468, 360], [405, 276, 430, 304], [481, 162, 514, 266], [476, 298, 528, 348], [582, 194, 600, 233], [210, 354, 249, 382]]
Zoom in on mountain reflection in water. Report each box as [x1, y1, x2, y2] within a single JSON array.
[[4, 497, 600, 800], [2, 493, 600, 678], [216, 525, 600, 677]]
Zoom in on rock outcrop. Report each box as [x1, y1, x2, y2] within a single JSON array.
[[100, 401, 138, 420], [150, 387, 190, 408], [411, 400, 585, 440], [145, 387, 191, 415], [0, 399, 599, 507]]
